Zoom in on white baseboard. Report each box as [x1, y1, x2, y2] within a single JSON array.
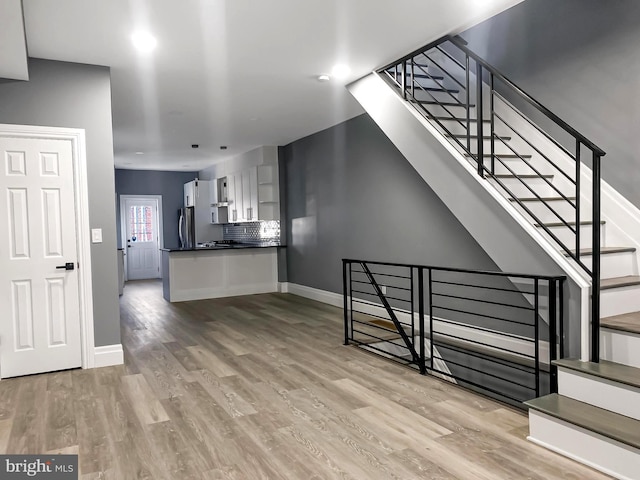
[[93, 344, 124, 368], [285, 283, 549, 363], [278, 282, 289, 293], [286, 282, 344, 308]]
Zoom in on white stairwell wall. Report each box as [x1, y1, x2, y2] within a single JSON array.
[[347, 72, 591, 359]]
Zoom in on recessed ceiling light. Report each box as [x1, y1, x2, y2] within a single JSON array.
[[318, 74, 330, 82], [131, 31, 157, 53], [135, 151, 144, 155], [331, 64, 351, 80]]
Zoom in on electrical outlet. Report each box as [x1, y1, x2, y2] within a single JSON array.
[[381, 285, 387, 295]]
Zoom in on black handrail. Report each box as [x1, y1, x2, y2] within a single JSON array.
[[447, 36, 606, 156], [377, 34, 604, 363], [343, 259, 566, 408]]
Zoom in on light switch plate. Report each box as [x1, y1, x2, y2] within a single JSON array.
[[91, 228, 103, 243]]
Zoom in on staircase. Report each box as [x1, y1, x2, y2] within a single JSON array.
[[347, 35, 640, 479]]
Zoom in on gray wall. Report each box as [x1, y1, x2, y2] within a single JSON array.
[[115, 169, 198, 249], [0, 59, 119, 346], [459, 0, 640, 208], [283, 113, 502, 293]]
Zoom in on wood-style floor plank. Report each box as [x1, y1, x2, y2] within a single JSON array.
[[0, 280, 612, 479]]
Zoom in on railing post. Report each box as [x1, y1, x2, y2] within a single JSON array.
[[559, 279, 565, 359], [418, 267, 426, 374], [428, 268, 434, 372], [401, 60, 407, 100], [534, 278, 540, 398], [549, 279, 558, 394], [476, 62, 484, 177], [343, 260, 349, 345], [592, 152, 602, 362], [410, 58, 415, 100], [465, 54, 470, 153], [575, 140, 581, 260], [489, 73, 495, 176]]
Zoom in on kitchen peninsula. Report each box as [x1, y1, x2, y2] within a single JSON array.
[[161, 243, 282, 302]]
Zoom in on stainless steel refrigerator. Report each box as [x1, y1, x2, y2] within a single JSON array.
[[178, 207, 195, 249]]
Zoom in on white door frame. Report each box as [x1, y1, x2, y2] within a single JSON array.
[[0, 123, 95, 371], [119, 194, 164, 280]]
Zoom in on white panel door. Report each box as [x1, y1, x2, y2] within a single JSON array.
[[0, 136, 82, 378], [124, 198, 160, 280]]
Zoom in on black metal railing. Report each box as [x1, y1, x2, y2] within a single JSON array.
[[378, 35, 604, 362], [343, 259, 565, 408]]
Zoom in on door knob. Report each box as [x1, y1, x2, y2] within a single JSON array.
[[56, 262, 75, 271]]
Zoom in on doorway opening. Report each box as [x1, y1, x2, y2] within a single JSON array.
[[119, 195, 163, 280]]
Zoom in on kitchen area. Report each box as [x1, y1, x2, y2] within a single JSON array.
[[161, 146, 285, 302]]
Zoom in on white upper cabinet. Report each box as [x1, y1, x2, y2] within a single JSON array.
[[184, 180, 196, 207]]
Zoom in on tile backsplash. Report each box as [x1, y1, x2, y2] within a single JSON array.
[[223, 221, 281, 244]]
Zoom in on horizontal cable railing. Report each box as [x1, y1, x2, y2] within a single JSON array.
[[343, 259, 565, 408], [377, 35, 605, 362]]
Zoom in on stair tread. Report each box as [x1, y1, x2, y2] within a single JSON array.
[[418, 86, 460, 93], [465, 153, 533, 159], [510, 196, 576, 202], [601, 275, 640, 290], [417, 101, 475, 107], [451, 134, 512, 140], [601, 311, 640, 335], [495, 174, 553, 179], [525, 393, 640, 449], [563, 246, 637, 256], [534, 220, 605, 227], [553, 359, 640, 389], [433, 116, 489, 122]]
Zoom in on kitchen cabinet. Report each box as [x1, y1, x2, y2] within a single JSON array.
[[257, 164, 279, 221], [227, 173, 240, 222], [242, 167, 258, 221], [184, 180, 196, 207], [211, 161, 279, 224], [208, 178, 228, 224]]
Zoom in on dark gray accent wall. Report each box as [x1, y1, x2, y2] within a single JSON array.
[[0, 59, 119, 346], [283, 113, 501, 294], [115, 169, 198, 249], [459, 0, 640, 208]]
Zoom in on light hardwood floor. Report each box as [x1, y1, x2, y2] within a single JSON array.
[[1, 280, 611, 479]]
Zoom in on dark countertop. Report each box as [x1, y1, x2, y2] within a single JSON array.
[[161, 243, 284, 253]]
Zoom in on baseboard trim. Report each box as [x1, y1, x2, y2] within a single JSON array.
[[286, 283, 549, 363], [93, 344, 124, 368], [286, 283, 343, 308]]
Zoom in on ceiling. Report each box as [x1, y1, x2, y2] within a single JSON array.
[[21, 0, 522, 171]]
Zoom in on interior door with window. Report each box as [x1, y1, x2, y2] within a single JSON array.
[[0, 135, 83, 378], [124, 198, 160, 280]]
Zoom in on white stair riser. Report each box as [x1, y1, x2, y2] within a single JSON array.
[[493, 157, 557, 176], [578, 252, 638, 279], [416, 103, 473, 118], [434, 120, 512, 137], [557, 368, 640, 420], [536, 223, 605, 250], [601, 284, 640, 318], [600, 329, 640, 368], [490, 177, 563, 199], [527, 410, 639, 480], [511, 200, 580, 223]]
